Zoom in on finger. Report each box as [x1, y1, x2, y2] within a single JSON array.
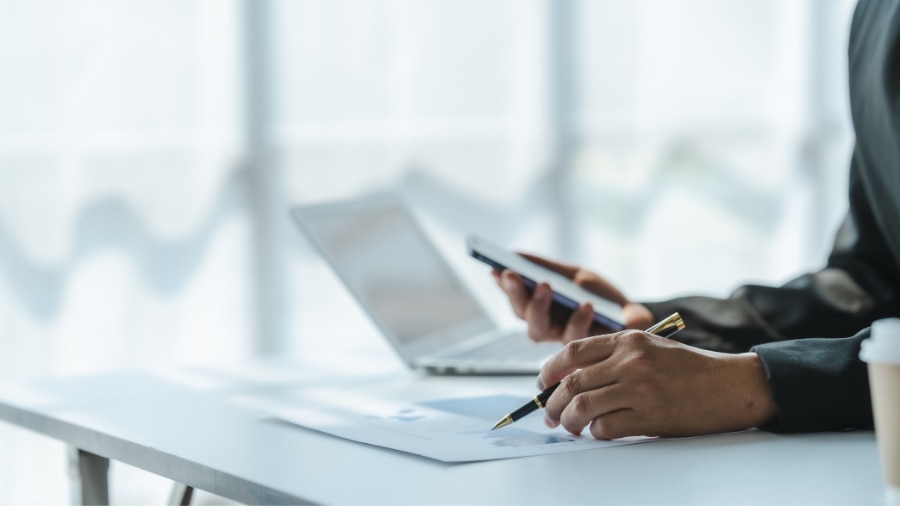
[[558, 384, 633, 436], [524, 283, 558, 342], [538, 333, 621, 389], [499, 270, 528, 319], [518, 252, 580, 279], [589, 409, 647, 440], [543, 361, 622, 429], [561, 302, 594, 344]]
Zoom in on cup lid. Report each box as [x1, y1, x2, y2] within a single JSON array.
[[860, 318, 900, 365]]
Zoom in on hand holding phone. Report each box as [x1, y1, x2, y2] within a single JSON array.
[[467, 235, 625, 331]]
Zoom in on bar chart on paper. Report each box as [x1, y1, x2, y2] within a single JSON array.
[[266, 392, 651, 462]]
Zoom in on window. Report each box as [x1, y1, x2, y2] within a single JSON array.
[[0, 0, 856, 502]]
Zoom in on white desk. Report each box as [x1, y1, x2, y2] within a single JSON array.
[[0, 352, 889, 505]]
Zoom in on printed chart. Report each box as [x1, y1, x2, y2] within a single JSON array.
[[271, 392, 649, 462]]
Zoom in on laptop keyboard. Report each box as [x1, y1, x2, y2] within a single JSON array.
[[447, 332, 557, 362]]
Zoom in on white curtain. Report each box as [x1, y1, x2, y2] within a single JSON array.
[[0, 0, 856, 502], [0, 1, 252, 502]]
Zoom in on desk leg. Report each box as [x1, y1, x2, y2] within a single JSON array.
[[168, 483, 194, 506], [68, 448, 110, 505]]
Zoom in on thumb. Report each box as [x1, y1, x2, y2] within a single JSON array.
[[622, 303, 655, 330], [573, 274, 629, 306]]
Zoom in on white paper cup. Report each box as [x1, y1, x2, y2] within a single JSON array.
[[860, 318, 900, 502]]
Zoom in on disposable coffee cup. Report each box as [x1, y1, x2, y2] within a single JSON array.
[[860, 318, 900, 503]]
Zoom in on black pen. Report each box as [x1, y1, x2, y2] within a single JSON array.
[[491, 312, 685, 430]]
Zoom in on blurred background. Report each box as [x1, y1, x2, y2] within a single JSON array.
[[0, 0, 857, 503]]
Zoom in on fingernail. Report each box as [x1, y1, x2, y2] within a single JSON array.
[[502, 276, 516, 291], [536, 378, 545, 390], [544, 416, 558, 428]]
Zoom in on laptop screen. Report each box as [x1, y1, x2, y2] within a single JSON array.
[[295, 197, 490, 348]]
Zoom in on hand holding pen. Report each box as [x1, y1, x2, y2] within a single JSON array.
[[492, 312, 685, 430], [491, 310, 778, 439]]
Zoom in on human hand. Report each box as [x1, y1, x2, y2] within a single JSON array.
[[538, 330, 779, 439], [491, 253, 655, 343]]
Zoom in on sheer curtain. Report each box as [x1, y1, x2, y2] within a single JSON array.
[[0, 1, 252, 502], [0, 0, 855, 502], [278, 0, 856, 351]]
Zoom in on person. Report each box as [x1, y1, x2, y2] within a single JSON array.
[[493, 0, 899, 440]]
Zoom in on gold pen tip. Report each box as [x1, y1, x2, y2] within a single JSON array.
[[491, 415, 513, 430]]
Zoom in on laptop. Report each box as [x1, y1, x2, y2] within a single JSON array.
[[290, 192, 561, 374]]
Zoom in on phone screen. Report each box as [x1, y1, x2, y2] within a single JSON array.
[[467, 235, 625, 331]]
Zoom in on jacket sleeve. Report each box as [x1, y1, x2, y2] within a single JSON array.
[[643, 151, 900, 354], [750, 331, 872, 432], [641, 152, 900, 432], [639, 0, 900, 433]]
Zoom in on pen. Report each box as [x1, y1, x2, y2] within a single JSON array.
[[490, 312, 685, 430]]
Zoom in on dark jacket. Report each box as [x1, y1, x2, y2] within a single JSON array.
[[643, 0, 900, 432]]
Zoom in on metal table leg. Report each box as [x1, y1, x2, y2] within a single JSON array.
[[68, 448, 109, 505], [168, 483, 194, 506]]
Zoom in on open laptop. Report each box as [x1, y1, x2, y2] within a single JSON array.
[[290, 192, 561, 374]]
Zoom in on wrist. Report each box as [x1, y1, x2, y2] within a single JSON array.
[[729, 352, 779, 428]]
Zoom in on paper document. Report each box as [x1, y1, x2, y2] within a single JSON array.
[[269, 391, 651, 462]]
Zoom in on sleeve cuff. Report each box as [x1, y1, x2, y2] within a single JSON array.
[[750, 330, 873, 432]]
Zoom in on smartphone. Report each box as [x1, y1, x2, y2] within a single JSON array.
[[467, 234, 625, 331]]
